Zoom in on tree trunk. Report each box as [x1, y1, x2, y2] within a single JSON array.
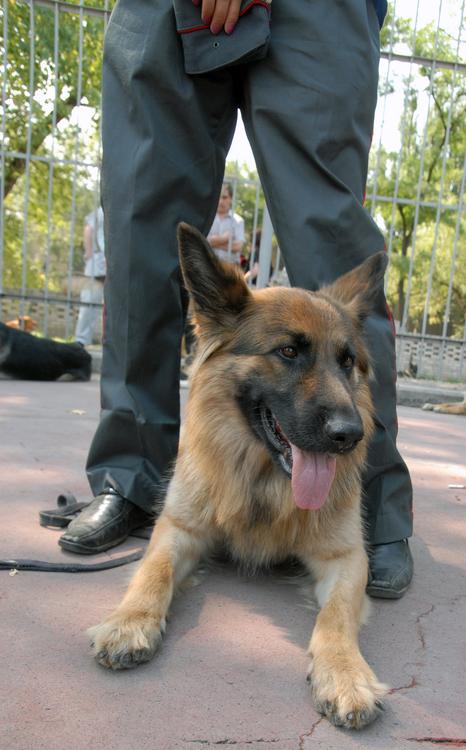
[[4, 95, 77, 198]]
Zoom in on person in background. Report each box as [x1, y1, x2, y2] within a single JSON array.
[[244, 229, 261, 284], [74, 207, 106, 347], [207, 183, 245, 264]]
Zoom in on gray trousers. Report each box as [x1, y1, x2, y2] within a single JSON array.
[[87, 0, 413, 544]]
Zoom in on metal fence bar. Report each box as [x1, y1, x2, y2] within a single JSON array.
[[25, 0, 466, 73], [368, 0, 398, 222], [227, 178, 238, 263], [256, 205, 273, 289], [439, 151, 466, 379], [374, 2, 422, 377], [460, 320, 466, 380], [400, 0, 444, 334], [370, 195, 465, 212], [383, 0, 422, 269], [0, 0, 7, 296], [2, 149, 101, 170], [246, 181, 261, 286], [4, 290, 102, 307], [9, 172, 466, 211], [396, 331, 466, 344], [23, 0, 108, 19], [19, 0, 36, 319], [64, 2, 85, 338], [418, 0, 465, 373], [43, 0, 60, 334], [380, 50, 466, 73]]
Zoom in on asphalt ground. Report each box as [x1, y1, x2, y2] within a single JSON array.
[[1, 376, 465, 750]]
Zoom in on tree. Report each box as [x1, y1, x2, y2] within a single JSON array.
[[1, 0, 107, 290], [369, 20, 466, 337], [2, 0, 106, 197]]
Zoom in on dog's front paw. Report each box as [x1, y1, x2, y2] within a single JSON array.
[[88, 612, 165, 670], [307, 652, 387, 729]]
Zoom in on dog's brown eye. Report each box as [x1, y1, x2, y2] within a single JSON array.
[[341, 354, 354, 370], [279, 346, 298, 359]]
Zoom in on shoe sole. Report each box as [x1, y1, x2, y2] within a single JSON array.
[[58, 533, 129, 555], [366, 582, 410, 600]]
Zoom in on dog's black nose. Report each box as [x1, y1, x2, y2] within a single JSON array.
[[324, 416, 364, 452]]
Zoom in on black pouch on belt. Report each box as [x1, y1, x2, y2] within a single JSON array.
[[173, 0, 272, 75]]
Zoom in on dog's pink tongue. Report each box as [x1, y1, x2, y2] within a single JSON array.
[[290, 446, 336, 510]]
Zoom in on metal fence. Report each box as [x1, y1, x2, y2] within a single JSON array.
[[1, 0, 465, 380]]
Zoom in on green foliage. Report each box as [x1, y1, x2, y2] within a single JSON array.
[[1, 0, 105, 290], [2, 0, 105, 195], [380, 5, 413, 50], [369, 18, 466, 337]]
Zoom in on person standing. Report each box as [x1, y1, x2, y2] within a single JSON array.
[[59, 0, 413, 600], [207, 182, 245, 264], [74, 207, 106, 347]]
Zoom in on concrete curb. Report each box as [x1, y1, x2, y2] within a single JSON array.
[[87, 347, 465, 409], [396, 377, 465, 408]]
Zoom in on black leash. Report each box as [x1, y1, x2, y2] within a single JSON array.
[[1, 493, 150, 573], [0, 550, 144, 573]]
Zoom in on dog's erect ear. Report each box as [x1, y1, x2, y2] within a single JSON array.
[[322, 251, 388, 322], [177, 222, 251, 327]]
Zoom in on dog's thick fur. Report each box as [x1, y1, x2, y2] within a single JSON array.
[[0, 322, 91, 381], [89, 224, 389, 729]]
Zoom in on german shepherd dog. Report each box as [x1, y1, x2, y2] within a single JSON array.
[[89, 224, 388, 729]]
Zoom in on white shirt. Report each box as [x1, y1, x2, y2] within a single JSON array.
[[84, 207, 106, 278], [208, 210, 245, 264]]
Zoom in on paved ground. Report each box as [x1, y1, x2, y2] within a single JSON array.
[[1, 376, 465, 750]]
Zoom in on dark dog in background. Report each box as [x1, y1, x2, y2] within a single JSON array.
[[0, 322, 91, 381]]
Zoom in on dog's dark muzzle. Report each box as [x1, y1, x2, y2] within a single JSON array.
[[258, 403, 364, 478]]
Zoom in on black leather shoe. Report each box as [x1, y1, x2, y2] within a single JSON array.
[[58, 489, 153, 554], [367, 539, 413, 599]]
